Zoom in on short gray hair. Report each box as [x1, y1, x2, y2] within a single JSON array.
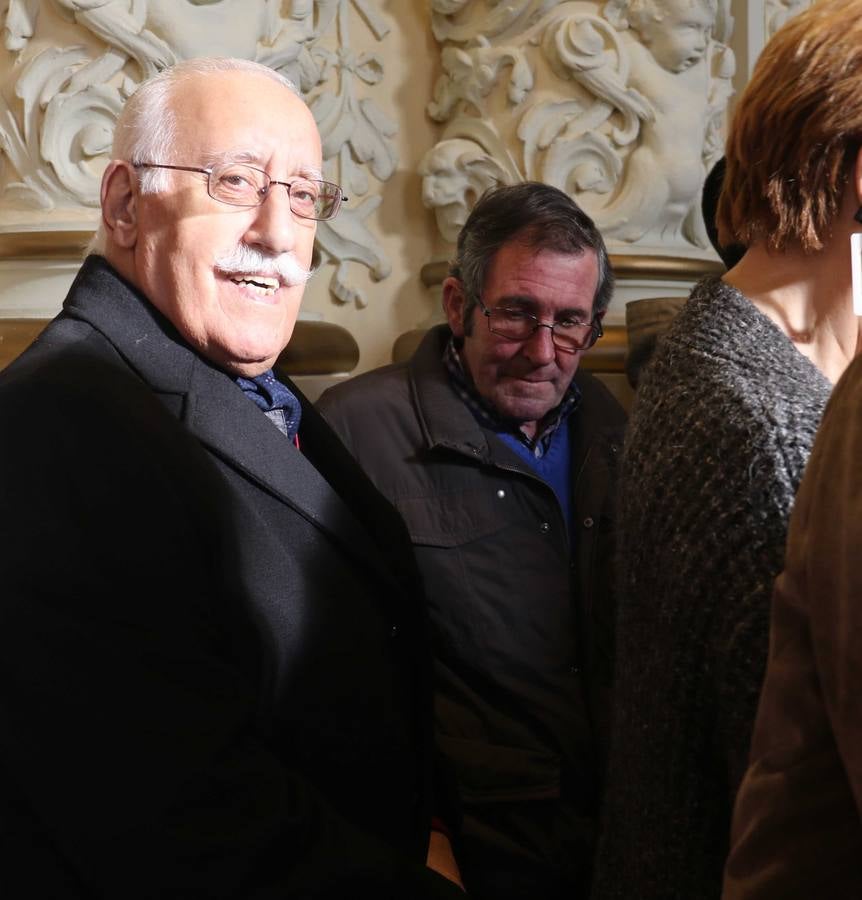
[[88, 58, 297, 255]]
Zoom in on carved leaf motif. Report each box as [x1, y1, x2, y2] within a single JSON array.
[[312, 87, 398, 183], [766, 0, 811, 38], [351, 0, 391, 40], [1, 46, 103, 208], [518, 100, 584, 177], [428, 40, 533, 122], [431, 0, 471, 15], [541, 13, 651, 145], [257, 14, 323, 91], [356, 98, 398, 180], [431, 0, 534, 43], [16, 47, 90, 145], [41, 83, 122, 204], [53, 0, 176, 79], [352, 52, 384, 86], [314, 90, 355, 159], [316, 196, 391, 307], [542, 131, 622, 196]]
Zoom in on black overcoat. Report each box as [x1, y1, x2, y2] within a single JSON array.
[[0, 256, 458, 899]]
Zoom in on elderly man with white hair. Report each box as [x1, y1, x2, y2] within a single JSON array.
[[0, 58, 463, 899]]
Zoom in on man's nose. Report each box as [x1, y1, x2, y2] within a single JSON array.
[[244, 186, 304, 255], [521, 322, 557, 365]]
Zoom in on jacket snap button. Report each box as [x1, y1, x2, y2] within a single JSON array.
[[583, 517, 594, 528], [496, 489, 506, 499], [539, 522, 551, 534], [390, 624, 399, 638], [570, 665, 580, 675]]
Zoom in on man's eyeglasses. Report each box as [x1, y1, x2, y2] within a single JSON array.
[[135, 162, 346, 221], [477, 297, 603, 352]]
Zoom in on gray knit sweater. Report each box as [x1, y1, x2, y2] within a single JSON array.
[[591, 277, 832, 900]]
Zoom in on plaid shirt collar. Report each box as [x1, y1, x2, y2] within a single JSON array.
[[443, 336, 580, 456]]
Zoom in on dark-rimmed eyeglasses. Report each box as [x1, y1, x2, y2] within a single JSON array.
[[134, 162, 346, 221], [477, 297, 603, 352]]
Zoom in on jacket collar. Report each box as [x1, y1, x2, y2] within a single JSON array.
[[408, 325, 496, 462], [407, 323, 625, 481]]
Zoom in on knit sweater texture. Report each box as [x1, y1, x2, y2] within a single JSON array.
[[591, 277, 832, 900]]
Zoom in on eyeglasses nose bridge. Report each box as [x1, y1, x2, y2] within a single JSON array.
[[259, 179, 303, 216], [528, 319, 558, 342]]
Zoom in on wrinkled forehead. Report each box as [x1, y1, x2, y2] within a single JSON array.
[[169, 71, 322, 168]]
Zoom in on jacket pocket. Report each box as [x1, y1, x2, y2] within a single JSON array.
[[394, 488, 512, 548]]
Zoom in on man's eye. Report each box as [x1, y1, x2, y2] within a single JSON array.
[[498, 309, 528, 321], [558, 316, 593, 328], [291, 183, 320, 204]]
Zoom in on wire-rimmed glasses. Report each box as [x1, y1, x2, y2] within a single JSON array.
[[477, 297, 603, 352], [135, 162, 346, 221]]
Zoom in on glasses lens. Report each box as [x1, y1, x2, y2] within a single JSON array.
[[209, 164, 267, 206], [553, 321, 598, 351], [290, 179, 342, 221], [487, 308, 536, 340]]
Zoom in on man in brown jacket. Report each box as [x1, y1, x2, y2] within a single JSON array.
[[319, 183, 626, 900], [723, 354, 862, 899]]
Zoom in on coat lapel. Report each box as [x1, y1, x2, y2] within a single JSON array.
[[63, 256, 399, 589], [183, 358, 397, 582]]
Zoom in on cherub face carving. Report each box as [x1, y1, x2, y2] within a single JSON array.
[[636, 0, 715, 73]]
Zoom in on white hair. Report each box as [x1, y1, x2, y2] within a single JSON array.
[[88, 58, 298, 256]]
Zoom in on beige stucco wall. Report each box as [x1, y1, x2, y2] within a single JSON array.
[[298, 0, 447, 372]]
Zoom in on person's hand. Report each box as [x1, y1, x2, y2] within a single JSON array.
[[426, 829, 465, 891]]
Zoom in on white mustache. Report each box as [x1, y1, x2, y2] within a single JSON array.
[[214, 244, 313, 287]]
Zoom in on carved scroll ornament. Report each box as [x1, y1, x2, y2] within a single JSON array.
[[765, 0, 813, 38], [0, 0, 397, 307], [421, 0, 736, 258]]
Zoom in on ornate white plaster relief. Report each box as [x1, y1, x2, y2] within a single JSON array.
[[765, 0, 812, 38], [421, 0, 736, 259], [0, 0, 397, 307]]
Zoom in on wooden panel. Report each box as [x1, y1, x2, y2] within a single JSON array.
[[393, 324, 628, 373], [0, 320, 49, 370], [0, 318, 360, 376], [276, 321, 360, 376], [420, 255, 723, 288]]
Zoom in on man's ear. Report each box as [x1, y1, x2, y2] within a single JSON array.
[[442, 276, 467, 338], [100, 161, 139, 249]]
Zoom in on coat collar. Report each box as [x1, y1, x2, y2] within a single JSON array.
[[407, 325, 495, 462], [62, 256, 399, 587], [407, 323, 625, 482]]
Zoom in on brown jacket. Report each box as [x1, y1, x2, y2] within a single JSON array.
[[318, 325, 626, 888], [723, 353, 862, 899]]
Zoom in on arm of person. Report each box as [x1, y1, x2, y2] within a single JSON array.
[[723, 360, 862, 899]]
